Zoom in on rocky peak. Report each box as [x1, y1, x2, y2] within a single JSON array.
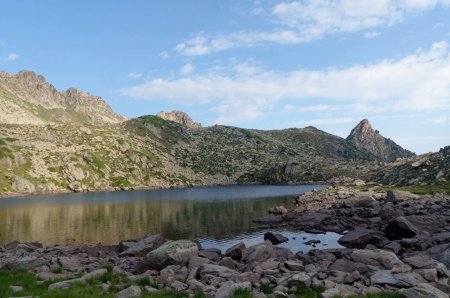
[[347, 119, 415, 162], [0, 70, 126, 125], [156, 110, 202, 128]]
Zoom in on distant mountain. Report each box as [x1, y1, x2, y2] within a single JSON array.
[[157, 110, 202, 128], [0, 70, 126, 125], [346, 119, 415, 162], [0, 70, 423, 195]]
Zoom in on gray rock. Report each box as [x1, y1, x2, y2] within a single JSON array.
[[264, 232, 288, 245], [385, 216, 420, 240], [338, 228, 388, 248], [58, 256, 83, 272], [320, 284, 358, 298], [225, 242, 246, 260], [116, 285, 142, 298], [170, 280, 188, 291], [370, 270, 426, 287], [386, 190, 420, 203], [427, 243, 450, 268], [199, 248, 222, 261], [9, 285, 24, 292], [242, 241, 292, 265], [1, 256, 48, 271], [144, 286, 158, 293], [218, 257, 236, 269], [400, 282, 449, 298], [350, 249, 410, 271], [48, 269, 107, 290], [416, 268, 438, 282], [199, 264, 238, 279], [284, 260, 304, 271], [287, 272, 311, 288], [119, 234, 165, 257], [215, 281, 252, 298], [188, 256, 210, 270], [342, 194, 376, 207], [188, 279, 206, 291], [137, 240, 199, 271]]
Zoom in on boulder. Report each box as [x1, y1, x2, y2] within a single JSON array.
[[116, 285, 142, 298], [284, 260, 304, 271], [385, 216, 420, 240], [400, 283, 449, 298], [48, 269, 107, 290], [338, 228, 388, 248], [119, 234, 165, 257], [137, 240, 198, 272], [287, 272, 311, 288], [350, 249, 410, 271], [225, 242, 246, 260], [264, 232, 288, 245], [215, 281, 251, 298], [426, 243, 450, 268], [242, 241, 292, 264], [386, 190, 419, 203], [198, 264, 238, 278], [199, 248, 221, 261], [0, 256, 48, 271], [320, 284, 358, 298], [370, 270, 425, 287], [342, 193, 376, 208]]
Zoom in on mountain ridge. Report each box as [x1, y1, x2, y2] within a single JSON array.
[[1, 69, 444, 195], [0, 70, 126, 125]]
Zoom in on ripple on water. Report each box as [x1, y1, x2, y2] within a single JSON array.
[[200, 229, 343, 254]]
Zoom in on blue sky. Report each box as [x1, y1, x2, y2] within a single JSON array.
[[1, 1, 450, 154]]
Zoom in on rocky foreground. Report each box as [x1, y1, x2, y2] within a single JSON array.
[[1, 187, 450, 298]]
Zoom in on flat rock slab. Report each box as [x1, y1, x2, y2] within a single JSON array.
[[48, 269, 107, 290], [137, 240, 199, 271]]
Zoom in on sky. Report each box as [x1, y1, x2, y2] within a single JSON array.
[[1, 0, 450, 154]]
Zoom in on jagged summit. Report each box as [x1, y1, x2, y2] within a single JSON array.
[[347, 119, 415, 162], [156, 110, 202, 128], [0, 70, 126, 125]]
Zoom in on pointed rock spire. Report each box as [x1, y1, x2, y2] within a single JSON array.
[[347, 119, 414, 162]]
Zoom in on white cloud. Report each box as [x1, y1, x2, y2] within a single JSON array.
[[175, 0, 450, 56], [179, 63, 195, 75], [364, 31, 380, 38], [5, 53, 19, 61], [159, 51, 170, 60], [127, 72, 143, 78], [121, 41, 450, 124], [295, 117, 354, 126]]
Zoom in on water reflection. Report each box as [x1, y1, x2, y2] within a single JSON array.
[[0, 185, 326, 247]]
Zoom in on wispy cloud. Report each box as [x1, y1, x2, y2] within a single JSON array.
[[5, 53, 19, 61], [127, 72, 143, 78], [175, 0, 450, 56], [122, 41, 450, 124], [364, 31, 380, 39], [179, 63, 195, 75], [159, 51, 170, 60]]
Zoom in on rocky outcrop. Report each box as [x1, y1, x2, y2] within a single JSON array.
[[156, 110, 201, 128], [368, 145, 450, 186], [0, 70, 125, 125], [347, 119, 415, 162]]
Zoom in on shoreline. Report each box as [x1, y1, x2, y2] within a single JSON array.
[[0, 186, 449, 297], [0, 181, 328, 199]]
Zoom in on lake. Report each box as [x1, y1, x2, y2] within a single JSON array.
[[0, 185, 342, 253]]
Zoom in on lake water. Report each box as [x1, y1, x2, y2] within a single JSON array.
[[0, 185, 342, 253]]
